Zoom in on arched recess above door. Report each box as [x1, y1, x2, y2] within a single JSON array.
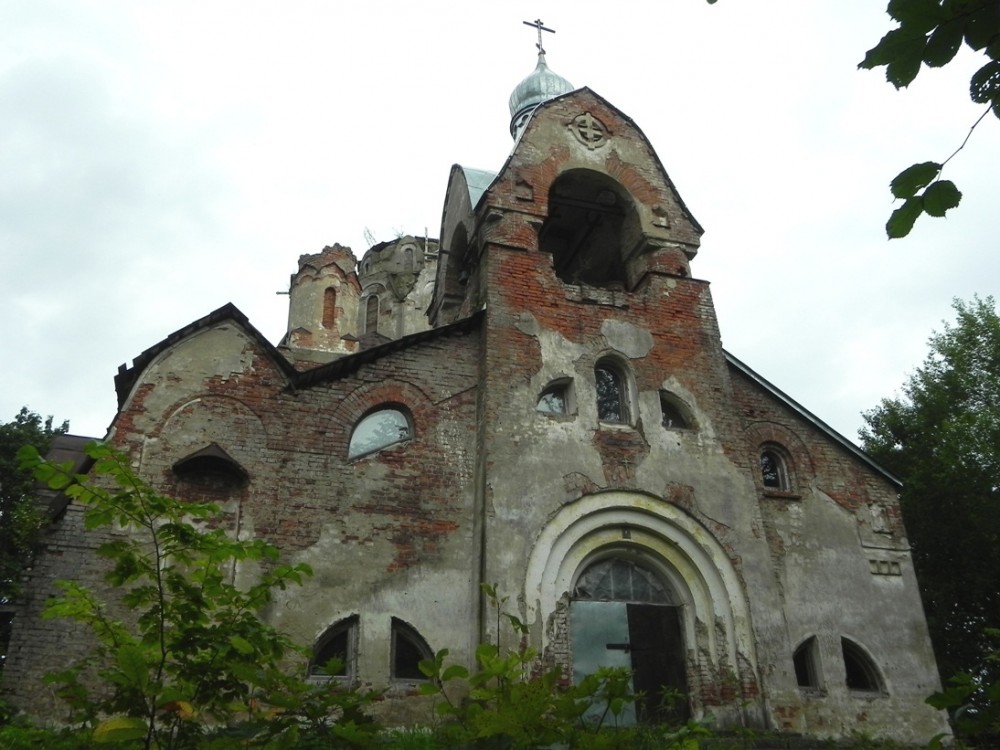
[[524, 491, 757, 673]]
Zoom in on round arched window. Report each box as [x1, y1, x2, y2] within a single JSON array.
[[348, 408, 412, 459]]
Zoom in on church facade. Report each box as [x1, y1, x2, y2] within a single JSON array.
[[3, 50, 947, 742]]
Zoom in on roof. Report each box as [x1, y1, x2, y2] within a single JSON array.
[[113, 297, 483, 419], [461, 167, 498, 210], [114, 303, 300, 409], [292, 311, 483, 389], [725, 351, 901, 488]]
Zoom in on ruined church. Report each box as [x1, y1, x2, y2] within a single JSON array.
[[4, 38, 947, 742]]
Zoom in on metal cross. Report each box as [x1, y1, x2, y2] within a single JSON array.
[[522, 18, 555, 55]]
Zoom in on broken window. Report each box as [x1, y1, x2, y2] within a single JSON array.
[[391, 618, 433, 681], [793, 636, 821, 690], [537, 380, 572, 415], [311, 616, 358, 680], [348, 408, 412, 459], [760, 448, 790, 490], [660, 393, 690, 430], [596, 362, 628, 423], [842, 638, 883, 693]]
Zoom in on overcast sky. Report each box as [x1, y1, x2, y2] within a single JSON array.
[[2, 1, 997, 444]]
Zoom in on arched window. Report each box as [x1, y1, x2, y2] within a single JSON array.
[[391, 618, 433, 681], [571, 557, 688, 724], [659, 393, 690, 430], [322, 287, 337, 329], [595, 361, 628, 424], [364, 295, 380, 336], [311, 616, 358, 679], [348, 408, 412, 459], [760, 447, 790, 490], [793, 636, 821, 690], [841, 638, 883, 693], [537, 379, 572, 415]]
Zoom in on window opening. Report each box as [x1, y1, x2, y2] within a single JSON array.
[[348, 408, 411, 459], [660, 395, 689, 429], [392, 618, 432, 681], [364, 295, 379, 336], [793, 637, 821, 689], [539, 170, 640, 287], [596, 363, 627, 423], [172, 443, 248, 491], [311, 616, 358, 679], [537, 382, 570, 415], [842, 638, 882, 692], [760, 449, 789, 490], [322, 287, 337, 329]]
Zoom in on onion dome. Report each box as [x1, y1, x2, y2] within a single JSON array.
[[508, 52, 574, 139]]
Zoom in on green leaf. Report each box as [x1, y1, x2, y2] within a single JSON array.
[[890, 161, 941, 198], [228, 634, 255, 655], [860, 27, 926, 70], [922, 179, 962, 216], [964, 4, 1000, 51], [887, 0, 945, 30], [92, 716, 148, 744], [441, 664, 469, 681], [887, 197, 924, 238], [923, 19, 965, 67], [115, 644, 150, 689], [887, 51, 925, 88], [970, 60, 1000, 104]]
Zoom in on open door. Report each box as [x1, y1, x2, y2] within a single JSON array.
[[570, 558, 690, 724]]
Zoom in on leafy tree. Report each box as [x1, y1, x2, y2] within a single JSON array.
[[0, 407, 68, 604], [860, 297, 1000, 689], [0, 408, 67, 677], [18, 441, 382, 750], [858, 0, 999, 238]]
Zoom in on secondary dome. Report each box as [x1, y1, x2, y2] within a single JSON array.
[[508, 52, 574, 139]]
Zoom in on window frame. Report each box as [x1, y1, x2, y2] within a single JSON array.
[[390, 618, 433, 683], [659, 392, 693, 430], [841, 637, 885, 695], [348, 406, 413, 460], [759, 444, 794, 493], [793, 636, 823, 692], [536, 378, 574, 416], [594, 358, 632, 425], [310, 616, 359, 682]]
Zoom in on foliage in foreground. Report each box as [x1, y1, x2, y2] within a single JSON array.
[[17, 442, 1000, 748], [17, 442, 384, 750]]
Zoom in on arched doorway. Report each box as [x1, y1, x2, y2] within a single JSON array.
[[570, 556, 689, 724]]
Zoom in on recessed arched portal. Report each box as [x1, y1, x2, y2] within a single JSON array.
[[524, 491, 761, 725]]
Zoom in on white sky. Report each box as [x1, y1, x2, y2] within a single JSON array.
[[2, 1, 997, 444]]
